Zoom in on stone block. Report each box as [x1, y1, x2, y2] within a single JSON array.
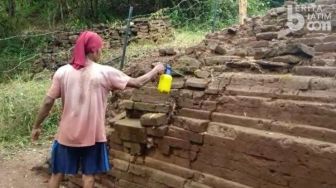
[[215, 45, 226, 55], [271, 55, 302, 64], [149, 168, 186, 188], [168, 126, 204, 144], [133, 102, 170, 113], [140, 113, 168, 127], [194, 70, 210, 78], [204, 56, 241, 66], [115, 119, 146, 143], [201, 100, 217, 111], [123, 141, 144, 155], [175, 56, 201, 73], [315, 42, 336, 53], [146, 126, 168, 137], [144, 157, 194, 179], [172, 78, 185, 89], [256, 32, 278, 40], [132, 87, 170, 103], [173, 116, 209, 133], [185, 78, 209, 89], [178, 108, 211, 120], [162, 136, 191, 150], [119, 100, 134, 110]]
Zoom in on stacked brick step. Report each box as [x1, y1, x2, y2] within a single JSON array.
[[105, 73, 336, 188]]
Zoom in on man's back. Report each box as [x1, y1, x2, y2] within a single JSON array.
[[48, 62, 130, 147]]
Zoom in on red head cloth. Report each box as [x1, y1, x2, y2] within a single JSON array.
[[71, 31, 103, 70]]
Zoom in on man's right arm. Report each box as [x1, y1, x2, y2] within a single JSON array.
[[127, 63, 165, 88]]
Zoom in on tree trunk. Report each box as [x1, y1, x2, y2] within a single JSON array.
[[94, 0, 99, 20], [7, 0, 15, 17]]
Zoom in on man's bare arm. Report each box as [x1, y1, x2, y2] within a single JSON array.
[[33, 96, 55, 130], [31, 96, 55, 141], [127, 64, 164, 88]]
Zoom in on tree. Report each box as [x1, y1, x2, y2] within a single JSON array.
[[7, 0, 15, 17]]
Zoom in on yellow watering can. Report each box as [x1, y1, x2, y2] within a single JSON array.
[[157, 64, 173, 93]]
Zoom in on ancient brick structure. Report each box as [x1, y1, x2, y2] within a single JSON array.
[[34, 17, 173, 71], [65, 0, 336, 187]]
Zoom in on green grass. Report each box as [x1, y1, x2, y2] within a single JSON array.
[[102, 29, 206, 66], [0, 70, 60, 148]]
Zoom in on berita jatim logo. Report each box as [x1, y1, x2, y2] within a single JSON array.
[[286, 4, 332, 32]]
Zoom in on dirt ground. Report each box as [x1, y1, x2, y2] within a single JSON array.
[[0, 142, 52, 188]]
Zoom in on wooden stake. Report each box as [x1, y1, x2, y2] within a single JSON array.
[[239, 0, 247, 25]]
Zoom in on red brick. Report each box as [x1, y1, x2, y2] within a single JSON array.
[[172, 78, 185, 89], [144, 157, 194, 179], [323, 35, 336, 42], [133, 102, 170, 113], [115, 119, 147, 143], [123, 141, 144, 155], [168, 126, 204, 144], [177, 98, 202, 109], [140, 113, 168, 127], [173, 116, 209, 133], [162, 136, 191, 150], [201, 100, 217, 111], [167, 126, 190, 141], [109, 143, 124, 151], [146, 180, 170, 188], [180, 89, 193, 98], [101, 178, 116, 188], [170, 89, 180, 98], [194, 70, 210, 78], [128, 163, 148, 177], [109, 149, 132, 161], [117, 179, 145, 188], [111, 169, 147, 186], [178, 108, 211, 120], [256, 32, 278, 40], [200, 173, 252, 188], [149, 166, 187, 187], [109, 128, 122, 144], [205, 79, 221, 94], [112, 159, 129, 172], [315, 42, 336, 52], [157, 139, 171, 155], [248, 40, 269, 48], [132, 87, 170, 103], [185, 78, 209, 89], [119, 100, 134, 110], [193, 91, 205, 99], [184, 181, 212, 188], [146, 126, 168, 137], [173, 149, 190, 159]]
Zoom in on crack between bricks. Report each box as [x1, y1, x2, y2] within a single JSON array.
[[243, 152, 277, 162]]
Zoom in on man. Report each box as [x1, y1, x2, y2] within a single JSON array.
[[31, 31, 164, 188]]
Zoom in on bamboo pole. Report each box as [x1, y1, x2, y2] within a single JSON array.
[[239, 0, 247, 25]]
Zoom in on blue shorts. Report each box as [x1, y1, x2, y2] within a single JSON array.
[[51, 140, 110, 175]]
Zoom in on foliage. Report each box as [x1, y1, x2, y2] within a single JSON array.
[[0, 0, 274, 35], [0, 35, 50, 81], [0, 71, 60, 146]]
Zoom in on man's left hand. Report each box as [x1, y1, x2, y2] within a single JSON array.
[[31, 128, 41, 142]]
